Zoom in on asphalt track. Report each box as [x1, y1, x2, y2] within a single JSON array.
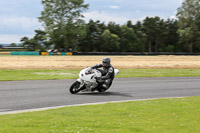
[[0, 77, 200, 114]]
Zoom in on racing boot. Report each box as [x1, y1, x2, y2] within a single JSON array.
[[102, 83, 109, 90], [99, 82, 109, 92]]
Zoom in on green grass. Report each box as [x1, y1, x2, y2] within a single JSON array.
[[0, 96, 200, 133], [0, 69, 200, 81], [0, 69, 79, 81], [118, 69, 200, 78]]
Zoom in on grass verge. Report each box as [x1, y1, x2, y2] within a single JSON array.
[[0, 96, 200, 133], [0, 69, 200, 81]]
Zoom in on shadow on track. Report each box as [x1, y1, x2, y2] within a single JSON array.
[[76, 91, 133, 98]]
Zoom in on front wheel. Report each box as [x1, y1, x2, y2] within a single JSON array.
[[69, 81, 81, 94]]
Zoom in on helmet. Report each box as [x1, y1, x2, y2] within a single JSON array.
[[102, 58, 111, 67]]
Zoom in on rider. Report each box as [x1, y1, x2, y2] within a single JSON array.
[[92, 57, 115, 91]]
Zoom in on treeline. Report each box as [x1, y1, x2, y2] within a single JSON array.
[[78, 18, 180, 53], [20, 0, 200, 53]]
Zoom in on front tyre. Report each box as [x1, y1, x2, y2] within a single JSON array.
[[69, 81, 81, 94]]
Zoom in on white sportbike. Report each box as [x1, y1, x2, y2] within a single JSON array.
[[69, 67, 119, 94]]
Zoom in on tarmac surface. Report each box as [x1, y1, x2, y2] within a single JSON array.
[[0, 77, 200, 114]]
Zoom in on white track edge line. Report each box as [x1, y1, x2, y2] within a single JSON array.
[[0, 97, 185, 115]]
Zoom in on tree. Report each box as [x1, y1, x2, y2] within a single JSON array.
[[33, 30, 47, 51], [132, 21, 146, 52], [100, 29, 120, 52], [39, 0, 88, 50], [118, 25, 138, 52], [10, 43, 17, 47], [143, 17, 168, 53], [143, 17, 157, 53], [165, 19, 179, 52], [107, 22, 138, 52], [176, 0, 200, 53], [20, 30, 48, 51], [166, 45, 175, 52], [20, 37, 30, 50], [20, 37, 37, 51], [154, 18, 167, 52], [107, 22, 121, 36], [78, 20, 106, 52], [126, 20, 133, 28]]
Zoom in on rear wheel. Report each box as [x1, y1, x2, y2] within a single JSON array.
[[70, 81, 82, 94], [98, 87, 106, 92]]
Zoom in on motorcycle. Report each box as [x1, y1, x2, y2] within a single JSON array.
[[69, 67, 119, 94]]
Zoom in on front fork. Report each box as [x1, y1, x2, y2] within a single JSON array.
[[77, 78, 85, 89]]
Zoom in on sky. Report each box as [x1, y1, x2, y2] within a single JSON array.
[[0, 0, 183, 44]]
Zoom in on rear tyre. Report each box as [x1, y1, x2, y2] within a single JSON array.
[[98, 88, 107, 92], [69, 81, 81, 94]]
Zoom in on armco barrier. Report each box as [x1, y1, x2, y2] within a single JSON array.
[[41, 52, 73, 56], [10, 51, 200, 56], [66, 52, 73, 55], [72, 52, 148, 55], [11, 51, 40, 55], [41, 52, 49, 55], [72, 52, 200, 56]]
